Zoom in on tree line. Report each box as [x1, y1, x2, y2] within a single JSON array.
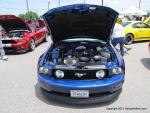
[[19, 11, 39, 20]]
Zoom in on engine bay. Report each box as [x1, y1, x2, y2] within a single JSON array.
[[8, 30, 28, 38], [46, 40, 114, 68]]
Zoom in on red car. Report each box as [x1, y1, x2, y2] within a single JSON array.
[[0, 15, 48, 53]]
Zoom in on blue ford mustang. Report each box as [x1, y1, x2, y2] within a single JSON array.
[[38, 4, 125, 104]]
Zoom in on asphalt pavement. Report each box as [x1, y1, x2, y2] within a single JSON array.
[[0, 37, 150, 113]]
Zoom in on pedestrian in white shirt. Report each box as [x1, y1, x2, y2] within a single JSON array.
[[111, 18, 131, 56], [0, 25, 8, 60]]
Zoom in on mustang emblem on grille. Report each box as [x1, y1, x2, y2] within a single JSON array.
[[75, 73, 86, 77]]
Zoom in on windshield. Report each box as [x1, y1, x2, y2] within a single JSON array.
[[27, 24, 36, 30]]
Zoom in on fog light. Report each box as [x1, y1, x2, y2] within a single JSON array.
[[38, 67, 49, 74], [112, 67, 122, 74], [55, 70, 64, 78], [96, 70, 105, 79]]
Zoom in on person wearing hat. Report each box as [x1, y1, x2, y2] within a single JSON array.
[[0, 25, 8, 60], [111, 18, 131, 56]]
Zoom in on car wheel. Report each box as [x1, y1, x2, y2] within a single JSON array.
[[43, 33, 48, 42], [125, 34, 134, 45], [29, 38, 35, 51]]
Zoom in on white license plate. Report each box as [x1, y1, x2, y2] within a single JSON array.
[[70, 90, 89, 98], [3, 44, 12, 47]]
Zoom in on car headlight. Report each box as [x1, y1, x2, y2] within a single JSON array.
[[96, 70, 105, 79], [38, 67, 49, 74], [18, 38, 26, 43], [55, 70, 64, 78], [112, 67, 122, 75]]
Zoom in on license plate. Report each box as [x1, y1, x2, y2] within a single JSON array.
[[3, 44, 12, 47], [70, 90, 89, 98]]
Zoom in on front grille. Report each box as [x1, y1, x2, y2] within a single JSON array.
[[3, 47, 16, 52], [52, 69, 108, 80], [2, 40, 16, 44]]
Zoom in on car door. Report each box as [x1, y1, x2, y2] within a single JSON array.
[[38, 20, 47, 39], [28, 23, 40, 42], [138, 23, 150, 40], [33, 21, 43, 43], [34, 28, 41, 40], [132, 22, 150, 40], [34, 20, 46, 43]]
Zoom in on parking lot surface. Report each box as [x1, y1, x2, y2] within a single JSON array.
[[0, 37, 150, 113]]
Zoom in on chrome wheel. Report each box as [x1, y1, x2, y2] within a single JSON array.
[[29, 38, 35, 51], [125, 34, 134, 45]]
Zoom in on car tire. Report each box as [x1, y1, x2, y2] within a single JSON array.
[[125, 34, 134, 45], [29, 38, 35, 51], [43, 33, 48, 42]]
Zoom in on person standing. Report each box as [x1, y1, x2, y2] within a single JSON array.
[[111, 18, 131, 56], [0, 25, 8, 60]]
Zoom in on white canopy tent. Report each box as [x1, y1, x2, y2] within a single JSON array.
[[120, 6, 147, 16]]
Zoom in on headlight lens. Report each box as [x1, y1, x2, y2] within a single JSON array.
[[96, 70, 105, 79], [55, 70, 64, 78], [112, 67, 122, 75], [38, 67, 49, 74], [18, 38, 26, 43]]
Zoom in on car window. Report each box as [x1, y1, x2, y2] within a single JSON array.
[[28, 24, 36, 30], [132, 23, 141, 28], [140, 23, 150, 28], [144, 17, 150, 24], [132, 22, 150, 28], [122, 22, 131, 27], [146, 20, 150, 25], [35, 21, 40, 28]]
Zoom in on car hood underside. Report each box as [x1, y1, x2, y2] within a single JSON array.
[[43, 4, 118, 42], [0, 15, 30, 33]]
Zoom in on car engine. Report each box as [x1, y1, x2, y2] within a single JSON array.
[[46, 40, 113, 68], [8, 30, 28, 38]]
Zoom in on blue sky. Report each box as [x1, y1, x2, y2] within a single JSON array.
[[0, 0, 150, 16]]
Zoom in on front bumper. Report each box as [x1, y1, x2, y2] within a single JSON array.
[[42, 89, 122, 104], [38, 74, 124, 103], [3, 43, 28, 53]]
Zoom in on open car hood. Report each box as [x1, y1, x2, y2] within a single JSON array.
[[0, 15, 30, 32], [43, 4, 118, 42]]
